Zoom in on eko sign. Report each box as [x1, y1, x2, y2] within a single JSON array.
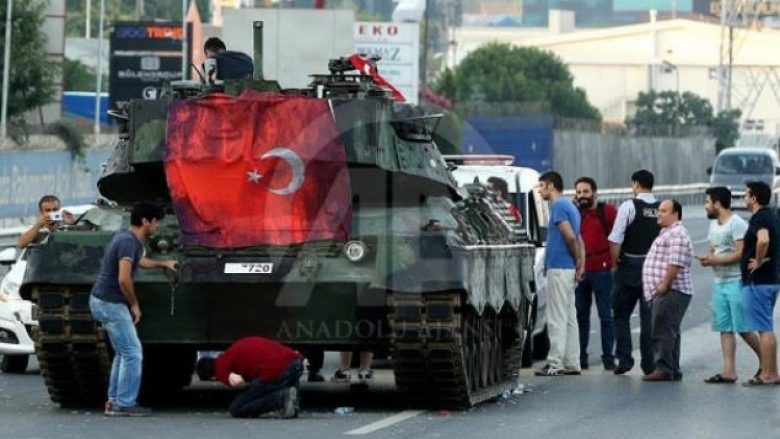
[[354, 22, 420, 105]]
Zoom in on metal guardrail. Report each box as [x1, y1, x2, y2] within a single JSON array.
[[563, 183, 711, 207]]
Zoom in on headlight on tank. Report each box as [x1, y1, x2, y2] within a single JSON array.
[[343, 241, 368, 263]]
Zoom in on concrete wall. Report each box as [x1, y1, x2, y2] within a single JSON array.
[[553, 130, 716, 188]]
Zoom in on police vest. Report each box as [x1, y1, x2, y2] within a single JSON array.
[[621, 198, 661, 256]]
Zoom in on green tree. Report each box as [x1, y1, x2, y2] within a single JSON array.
[[711, 109, 742, 152], [630, 90, 741, 148], [0, 0, 58, 129], [434, 43, 600, 120], [63, 58, 107, 92]]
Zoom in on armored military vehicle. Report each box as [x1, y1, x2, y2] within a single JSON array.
[[21, 22, 537, 408]]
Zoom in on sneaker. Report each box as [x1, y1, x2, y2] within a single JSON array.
[[331, 369, 351, 382], [564, 369, 581, 375], [357, 370, 374, 382], [279, 386, 298, 419], [308, 371, 325, 382], [534, 364, 564, 376], [103, 400, 113, 416], [105, 404, 152, 417]]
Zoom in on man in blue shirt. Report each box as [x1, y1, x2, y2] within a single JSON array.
[[89, 202, 178, 417], [535, 171, 585, 376]]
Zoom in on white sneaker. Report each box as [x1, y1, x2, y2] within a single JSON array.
[[279, 386, 298, 419]]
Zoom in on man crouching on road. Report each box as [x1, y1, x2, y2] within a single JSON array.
[[89, 201, 178, 417], [642, 200, 694, 381], [199, 336, 304, 418]]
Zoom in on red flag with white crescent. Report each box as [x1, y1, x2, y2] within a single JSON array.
[[164, 91, 352, 248], [348, 54, 406, 102]]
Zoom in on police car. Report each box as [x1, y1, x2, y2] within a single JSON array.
[[444, 155, 550, 367]]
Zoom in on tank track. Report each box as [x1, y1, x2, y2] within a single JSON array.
[[32, 286, 110, 408], [388, 291, 523, 408]]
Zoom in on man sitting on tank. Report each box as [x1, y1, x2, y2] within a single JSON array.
[[202, 37, 254, 81], [198, 336, 303, 419], [17, 195, 76, 248]]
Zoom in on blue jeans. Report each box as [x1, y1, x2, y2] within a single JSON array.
[[575, 270, 615, 365], [229, 359, 304, 418], [89, 295, 143, 408]]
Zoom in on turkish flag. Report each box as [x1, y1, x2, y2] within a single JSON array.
[[165, 91, 352, 248]]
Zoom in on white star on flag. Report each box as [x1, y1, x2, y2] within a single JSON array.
[[247, 169, 263, 183]]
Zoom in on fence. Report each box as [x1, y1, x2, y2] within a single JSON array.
[[563, 183, 710, 207]]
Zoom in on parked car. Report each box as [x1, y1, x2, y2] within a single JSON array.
[[707, 147, 780, 209], [0, 246, 34, 373], [444, 154, 551, 367]]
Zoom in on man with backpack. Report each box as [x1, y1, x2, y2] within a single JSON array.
[[574, 177, 618, 370]]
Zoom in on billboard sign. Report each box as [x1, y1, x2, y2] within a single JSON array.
[[354, 22, 420, 104], [109, 22, 190, 110]]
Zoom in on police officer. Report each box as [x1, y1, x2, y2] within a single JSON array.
[[608, 170, 661, 375]]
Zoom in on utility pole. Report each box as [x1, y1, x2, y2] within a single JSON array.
[[94, 0, 105, 135], [86, 0, 91, 38], [1, 0, 13, 140]]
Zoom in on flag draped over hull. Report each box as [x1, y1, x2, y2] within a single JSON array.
[[165, 91, 352, 248]]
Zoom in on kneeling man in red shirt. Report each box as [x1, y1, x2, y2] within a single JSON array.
[[200, 336, 304, 418]]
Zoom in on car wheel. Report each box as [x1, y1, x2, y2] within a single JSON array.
[[1, 354, 29, 374], [532, 325, 550, 361]]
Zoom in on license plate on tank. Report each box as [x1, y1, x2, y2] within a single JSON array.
[[223, 263, 274, 274]]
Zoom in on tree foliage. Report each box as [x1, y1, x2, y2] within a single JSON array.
[[630, 90, 741, 149], [66, 0, 211, 37], [0, 0, 58, 122], [64, 58, 108, 92], [433, 43, 600, 120]]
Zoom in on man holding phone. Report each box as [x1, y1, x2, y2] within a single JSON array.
[[16, 195, 75, 248]]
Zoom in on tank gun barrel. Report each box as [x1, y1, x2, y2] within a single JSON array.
[[253, 21, 264, 80]]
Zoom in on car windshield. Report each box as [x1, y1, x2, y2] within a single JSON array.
[[714, 154, 774, 175]]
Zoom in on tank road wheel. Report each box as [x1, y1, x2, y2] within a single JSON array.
[[33, 286, 110, 408], [388, 291, 522, 408]]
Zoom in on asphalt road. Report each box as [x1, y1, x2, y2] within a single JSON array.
[[2, 209, 779, 439]]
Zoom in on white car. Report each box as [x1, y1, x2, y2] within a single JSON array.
[[0, 246, 34, 373], [0, 205, 96, 373], [445, 155, 550, 367]]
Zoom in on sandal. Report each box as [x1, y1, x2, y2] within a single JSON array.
[[704, 374, 736, 384], [742, 377, 771, 387]]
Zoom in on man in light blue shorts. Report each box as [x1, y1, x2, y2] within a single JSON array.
[[698, 187, 761, 383]]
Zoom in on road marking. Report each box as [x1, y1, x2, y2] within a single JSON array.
[[344, 410, 425, 435]]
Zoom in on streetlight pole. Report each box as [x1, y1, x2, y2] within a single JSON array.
[[1, 0, 13, 140], [93, 0, 105, 135], [86, 0, 91, 38], [181, 0, 188, 80], [663, 60, 681, 134]]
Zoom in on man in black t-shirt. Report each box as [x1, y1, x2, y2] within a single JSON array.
[[740, 181, 780, 386]]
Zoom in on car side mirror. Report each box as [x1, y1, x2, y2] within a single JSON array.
[[775, 166, 780, 175], [706, 166, 712, 175], [0, 247, 17, 265]]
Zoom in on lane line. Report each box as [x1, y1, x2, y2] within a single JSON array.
[[344, 410, 425, 435]]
